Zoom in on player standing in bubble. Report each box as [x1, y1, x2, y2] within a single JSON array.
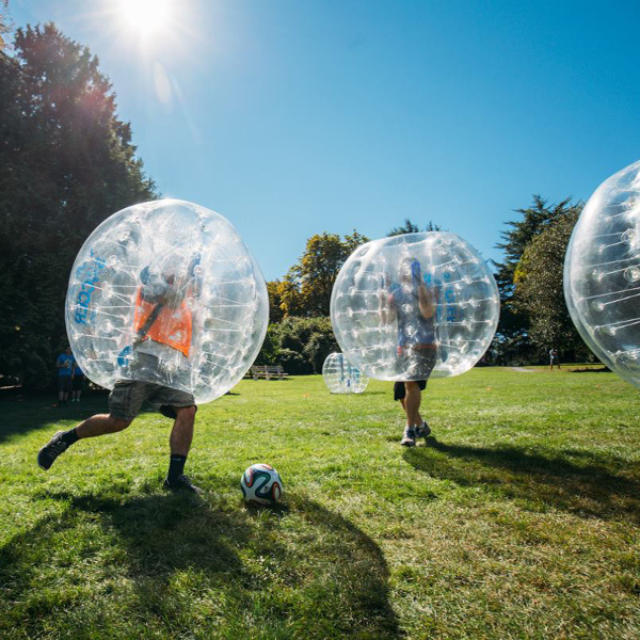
[[38, 254, 203, 493], [381, 257, 438, 446]]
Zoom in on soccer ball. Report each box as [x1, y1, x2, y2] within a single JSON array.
[[240, 463, 283, 505]]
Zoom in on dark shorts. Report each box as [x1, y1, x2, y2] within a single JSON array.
[[108, 380, 197, 421], [72, 376, 84, 391], [394, 380, 427, 401], [58, 376, 72, 393]]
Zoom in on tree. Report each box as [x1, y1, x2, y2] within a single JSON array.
[[491, 196, 582, 363], [282, 230, 369, 317], [255, 316, 338, 373], [512, 210, 589, 360], [0, 1, 10, 51], [0, 23, 156, 388], [388, 219, 441, 236], [266, 280, 284, 322], [276, 277, 306, 318]]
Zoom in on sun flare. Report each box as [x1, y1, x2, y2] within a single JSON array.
[[117, 0, 173, 38]]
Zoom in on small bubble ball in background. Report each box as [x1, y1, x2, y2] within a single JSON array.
[[330, 232, 500, 381], [65, 199, 269, 404], [564, 160, 640, 388], [322, 352, 369, 394]]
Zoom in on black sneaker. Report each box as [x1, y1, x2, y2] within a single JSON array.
[[163, 474, 203, 495], [37, 431, 70, 470], [416, 421, 431, 441]]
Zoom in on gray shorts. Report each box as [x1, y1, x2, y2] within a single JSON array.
[[398, 344, 437, 380], [108, 380, 196, 421]]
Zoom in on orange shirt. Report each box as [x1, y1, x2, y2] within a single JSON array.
[[133, 288, 192, 357]]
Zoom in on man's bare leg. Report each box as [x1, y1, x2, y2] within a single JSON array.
[[38, 414, 132, 470], [165, 406, 201, 493], [404, 382, 422, 427], [169, 406, 196, 456], [75, 414, 132, 438]]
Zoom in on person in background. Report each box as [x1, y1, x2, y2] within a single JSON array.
[[71, 361, 85, 402], [55, 347, 74, 406]]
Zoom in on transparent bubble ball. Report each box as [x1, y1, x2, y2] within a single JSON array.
[[322, 352, 369, 394], [564, 160, 640, 388], [330, 232, 500, 381], [65, 199, 268, 404]]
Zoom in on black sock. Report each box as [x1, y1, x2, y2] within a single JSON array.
[[168, 454, 187, 482], [61, 428, 79, 446]]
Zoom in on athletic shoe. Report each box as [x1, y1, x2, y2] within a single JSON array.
[[163, 474, 203, 495], [416, 421, 431, 440], [400, 426, 416, 447], [37, 431, 70, 470]]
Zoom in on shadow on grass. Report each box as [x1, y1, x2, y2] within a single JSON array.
[[0, 392, 111, 445], [0, 390, 205, 446], [0, 488, 400, 639], [404, 437, 640, 524]]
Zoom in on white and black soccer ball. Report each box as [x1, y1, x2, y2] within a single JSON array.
[[240, 463, 283, 505]]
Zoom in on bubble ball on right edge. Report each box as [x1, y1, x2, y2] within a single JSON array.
[[564, 159, 640, 388], [330, 232, 500, 381], [322, 352, 369, 394]]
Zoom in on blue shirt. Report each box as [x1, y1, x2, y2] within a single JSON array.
[[56, 353, 74, 377], [388, 283, 435, 347]]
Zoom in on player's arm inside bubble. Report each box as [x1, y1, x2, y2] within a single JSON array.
[[379, 285, 396, 324], [418, 282, 437, 319]]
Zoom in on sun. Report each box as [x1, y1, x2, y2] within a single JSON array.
[[117, 0, 173, 39]]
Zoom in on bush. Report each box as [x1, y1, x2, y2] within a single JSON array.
[[22, 352, 51, 391], [253, 316, 338, 374], [303, 331, 339, 373], [277, 348, 313, 375]]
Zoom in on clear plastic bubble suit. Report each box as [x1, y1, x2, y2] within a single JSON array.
[[330, 232, 499, 381], [65, 199, 269, 403], [564, 160, 640, 388], [322, 352, 369, 394]]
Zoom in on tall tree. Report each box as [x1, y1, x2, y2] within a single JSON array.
[[491, 196, 582, 362], [0, 1, 10, 51], [0, 23, 156, 388], [512, 209, 588, 359], [266, 280, 284, 323], [281, 231, 369, 317], [388, 218, 441, 236]]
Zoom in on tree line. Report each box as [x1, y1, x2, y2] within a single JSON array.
[[0, 21, 592, 389], [0, 23, 155, 388], [258, 201, 589, 372]]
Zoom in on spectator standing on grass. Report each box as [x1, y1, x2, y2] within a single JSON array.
[[549, 347, 560, 370], [71, 361, 85, 403], [56, 347, 74, 406]]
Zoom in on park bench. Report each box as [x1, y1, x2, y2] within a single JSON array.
[[250, 364, 288, 380]]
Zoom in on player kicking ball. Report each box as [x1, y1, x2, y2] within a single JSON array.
[[38, 260, 202, 493]]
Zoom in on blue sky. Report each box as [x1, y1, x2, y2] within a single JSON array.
[[8, 0, 640, 280]]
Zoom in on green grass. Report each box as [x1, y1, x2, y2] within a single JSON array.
[[1, 366, 639, 639]]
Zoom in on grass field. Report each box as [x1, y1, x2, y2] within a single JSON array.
[[1, 366, 639, 639]]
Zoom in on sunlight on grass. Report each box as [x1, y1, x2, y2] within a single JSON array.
[[1, 367, 639, 638]]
